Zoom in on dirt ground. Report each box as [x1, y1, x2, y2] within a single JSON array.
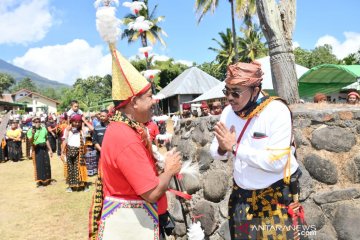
[[0, 148, 94, 240]]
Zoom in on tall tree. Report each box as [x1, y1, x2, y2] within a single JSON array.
[[39, 87, 59, 100], [209, 28, 236, 70], [155, 60, 188, 89], [293, 47, 311, 68], [198, 61, 226, 80], [0, 73, 15, 96], [12, 77, 37, 92], [59, 75, 112, 112], [238, 22, 268, 62], [256, 0, 299, 103], [294, 45, 339, 69], [195, 0, 257, 62], [342, 53, 359, 65], [130, 58, 188, 89]]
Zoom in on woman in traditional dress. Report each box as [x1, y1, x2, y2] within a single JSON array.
[[27, 116, 54, 188], [61, 114, 88, 192], [6, 120, 22, 162]]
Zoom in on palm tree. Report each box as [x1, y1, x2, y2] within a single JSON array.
[[238, 22, 267, 62], [195, 0, 257, 63], [208, 28, 236, 71]]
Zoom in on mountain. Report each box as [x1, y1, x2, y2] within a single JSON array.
[[0, 59, 69, 89]]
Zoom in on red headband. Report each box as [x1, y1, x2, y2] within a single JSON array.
[[70, 114, 82, 122], [348, 91, 360, 99]]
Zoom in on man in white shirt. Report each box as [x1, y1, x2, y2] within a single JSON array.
[[210, 61, 306, 239]]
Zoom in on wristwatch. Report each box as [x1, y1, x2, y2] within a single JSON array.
[[231, 143, 237, 155]]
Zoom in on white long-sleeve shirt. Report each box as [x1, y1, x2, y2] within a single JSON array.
[[210, 98, 299, 190]]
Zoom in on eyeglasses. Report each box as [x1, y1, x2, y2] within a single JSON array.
[[222, 88, 250, 98], [33, 121, 40, 123]]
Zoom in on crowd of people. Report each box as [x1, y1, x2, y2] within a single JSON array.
[[1, 98, 174, 194], [0, 100, 112, 190], [313, 91, 360, 104]]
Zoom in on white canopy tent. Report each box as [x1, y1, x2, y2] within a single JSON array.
[[191, 56, 309, 102]]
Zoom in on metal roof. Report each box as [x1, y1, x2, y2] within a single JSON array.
[[156, 67, 221, 98]]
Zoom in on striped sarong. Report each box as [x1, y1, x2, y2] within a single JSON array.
[[97, 196, 159, 240]]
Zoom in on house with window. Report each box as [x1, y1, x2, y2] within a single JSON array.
[[12, 89, 60, 114]]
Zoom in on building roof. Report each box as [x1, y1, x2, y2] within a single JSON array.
[[0, 94, 14, 103], [155, 67, 221, 99], [299, 64, 360, 97], [12, 88, 60, 104], [0, 101, 26, 106]]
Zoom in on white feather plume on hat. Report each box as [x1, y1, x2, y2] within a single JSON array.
[[95, 6, 122, 44]]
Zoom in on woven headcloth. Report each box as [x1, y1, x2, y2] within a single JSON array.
[[225, 61, 264, 87]]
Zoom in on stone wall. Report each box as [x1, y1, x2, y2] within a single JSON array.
[[169, 104, 360, 240]]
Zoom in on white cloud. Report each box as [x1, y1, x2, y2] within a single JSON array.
[[13, 39, 111, 85], [0, 0, 54, 45], [13, 40, 196, 85], [175, 60, 194, 67], [129, 53, 193, 66], [315, 32, 360, 59], [152, 54, 170, 62], [292, 41, 300, 49]]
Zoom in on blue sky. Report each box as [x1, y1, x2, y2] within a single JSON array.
[[0, 0, 359, 85]]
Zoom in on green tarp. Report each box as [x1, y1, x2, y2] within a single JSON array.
[[298, 64, 360, 97]]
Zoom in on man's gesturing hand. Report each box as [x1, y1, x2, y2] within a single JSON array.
[[214, 122, 236, 152]]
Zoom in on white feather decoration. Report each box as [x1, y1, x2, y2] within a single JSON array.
[[94, 0, 119, 9], [152, 115, 169, 122], [152, 144, 165, 169], [142, 69, 161, 79], [122, 1, 147, 14], [187, 222, 205, 240], [179, 160, 199, 180], [128, 16, 153, 33], [138, 46, 153, 53], [96, 6, 122, 44], [155, 133, 172, 141]]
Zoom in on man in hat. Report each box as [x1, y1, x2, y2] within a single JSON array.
[[210, 61, 306, 239], [181, 103, 192, 119], [347, 91, 360, 105], [200, 101, 211, 117], [89, 43, 182, 240], [211, 101, 223, 115]]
